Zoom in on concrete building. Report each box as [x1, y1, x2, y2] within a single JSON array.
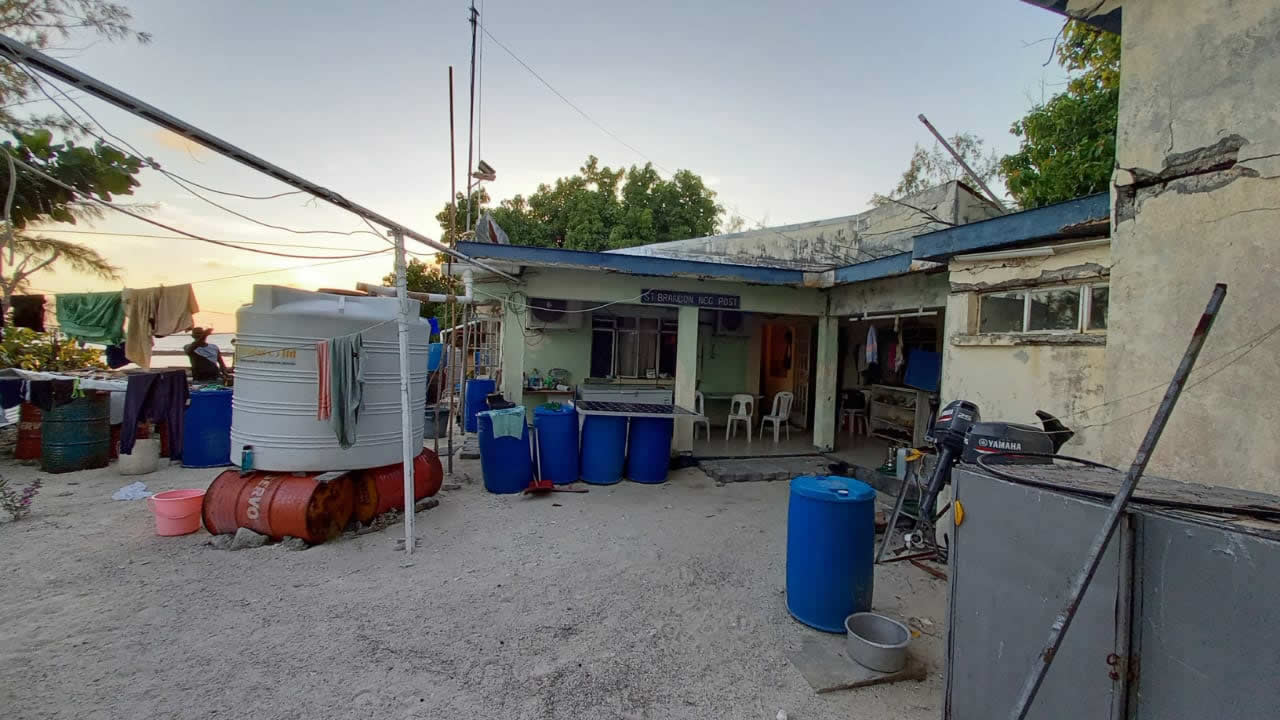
[[452, 0, 1279, 494], [458, 181, 997, 469], [1024, 0, 1280, 491]]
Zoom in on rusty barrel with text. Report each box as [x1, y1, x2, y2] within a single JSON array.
[[201, 470, 355, 545]]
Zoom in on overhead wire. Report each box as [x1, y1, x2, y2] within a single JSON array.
[[5, 152, 389, 260], [1018, 317, 1280, 437], [478, 21, 895, 265], [29, 228, 378, 253], [14, 62, 389, 241]]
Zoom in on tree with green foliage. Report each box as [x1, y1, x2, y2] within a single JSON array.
[[1000, 21, 1120, 208], [381, 258, 461, 332], [0, 1, 150, 132], [435, 156, 723, 251], [0, 129, 142, 306], [872, 132, 1002, 207]]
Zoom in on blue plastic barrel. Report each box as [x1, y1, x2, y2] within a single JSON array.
[[627, 417, 673, 484], [580, 416, 627, 485], [534, 403, 579, 485], [427, 342, 444, 372], [464, 378, 496, 432], [786, 475, 876, 632], [182, 388, 233, 468], [40, 393, 110, 474], [477, 409, 532, 494]]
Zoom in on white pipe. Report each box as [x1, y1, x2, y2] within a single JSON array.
[[392, 230, 415, 556], [357, 270, 476, 305]]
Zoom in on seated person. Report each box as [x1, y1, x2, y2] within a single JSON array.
[[185, 327, 229, 383]]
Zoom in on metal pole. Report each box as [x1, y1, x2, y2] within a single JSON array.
[[392, 229, 416, 555], [1009, 283, 1228, 720], [464, 2, 479, 234], [446, 65, 458, 474], [0, 34, 519, 282], [459, 304, 474, 434], [917, 114, 1007, 212]]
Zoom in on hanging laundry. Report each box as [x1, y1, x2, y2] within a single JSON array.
[[120, 370, 188, 459], [864, 325, 878, 366], [894, 325, 906, 374], [316, 339, 332, 420], [153, 284, 198, 336], [122, 287, 161, 369], [26, 379, 77, 412], [10, 295, 46, 331], [104, 343, 130, 369], [56, 291, 125, 345], [328, 332, 364, 448]]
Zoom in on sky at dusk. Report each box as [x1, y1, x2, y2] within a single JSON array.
[[18, 0, 1067, 329]]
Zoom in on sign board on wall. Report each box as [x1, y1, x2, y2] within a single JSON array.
[[640, 289, 741, 309]]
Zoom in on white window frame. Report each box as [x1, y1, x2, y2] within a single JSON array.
[[978, 282, 1108, 335], [593, 314, 679, 378]]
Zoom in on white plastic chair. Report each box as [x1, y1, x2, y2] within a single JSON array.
[[693, 391, 711, 440], [760, 391, 794, 443], [725, 393, 754, 443]]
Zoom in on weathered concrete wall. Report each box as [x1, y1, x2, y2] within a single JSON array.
[[941, 243, 1111, 458], [1103, 0, 1280, 492], [826, 270, 950, 316], [609, 181, 1000, 271]]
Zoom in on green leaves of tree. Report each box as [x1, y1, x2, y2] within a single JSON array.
[[999, 21, 1120, 208], [436, 155, 723, 252]]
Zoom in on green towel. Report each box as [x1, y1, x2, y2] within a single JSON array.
[[329, 332, 364, 449], [56, 291, 125, 345], [482, 406, 526, 439]]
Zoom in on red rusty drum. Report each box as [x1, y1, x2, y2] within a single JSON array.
[[202, 470, 355, 544], [351, 472, 379, 526], [14, 403, 41, 460], [362, 449, 444, 516]]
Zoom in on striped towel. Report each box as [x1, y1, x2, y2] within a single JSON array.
[[316, 339, 331, 420]]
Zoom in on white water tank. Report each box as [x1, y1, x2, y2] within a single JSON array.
[[230, 285, 428, 471]]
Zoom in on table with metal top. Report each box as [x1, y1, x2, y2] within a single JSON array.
[[573, 400, 703, 419]]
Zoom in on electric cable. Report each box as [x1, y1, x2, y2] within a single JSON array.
[[477, 22, 891, 265], [14, 63, 391, 241], [29, 228, 377, 253], [187, 251, 392, 286], [6, 152, 388, 260], [973, 452, 1280, 520]]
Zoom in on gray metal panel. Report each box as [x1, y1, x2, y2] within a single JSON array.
[[1132, 511, 1280, 719], [577, 386, 673, 405], [947, 468, 1122, 719]]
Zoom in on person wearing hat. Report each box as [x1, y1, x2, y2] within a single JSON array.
[[185, 327, 229, 383]]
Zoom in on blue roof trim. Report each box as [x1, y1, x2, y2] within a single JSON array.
[[1020, 1, 1121, 34], [912, 193, 1109, 262], [831, 252, 913, 285], [456, 241, 808, 285]]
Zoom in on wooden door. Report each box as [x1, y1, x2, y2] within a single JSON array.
[[790, 322, 811, 429]]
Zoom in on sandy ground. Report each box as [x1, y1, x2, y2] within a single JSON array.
[[0, 442, 948, 720]]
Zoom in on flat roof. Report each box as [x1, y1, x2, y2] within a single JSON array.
[[912, 193, 1109, 262], [456, 241, 810, 286]]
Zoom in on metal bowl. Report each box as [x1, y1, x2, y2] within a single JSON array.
[[844, 612, 911, 673]]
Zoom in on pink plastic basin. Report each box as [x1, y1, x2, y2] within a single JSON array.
[[147, 489, 206, 536]]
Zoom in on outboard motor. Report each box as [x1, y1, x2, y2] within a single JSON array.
[[919, 400, 978, 520], [919, 401, 1073, 521]]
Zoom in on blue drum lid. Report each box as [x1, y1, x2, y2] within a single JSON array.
[[790, 475, 875, 503]]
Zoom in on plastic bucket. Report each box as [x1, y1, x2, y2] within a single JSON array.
[[147, 488, 206, 536]]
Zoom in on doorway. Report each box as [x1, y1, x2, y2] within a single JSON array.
[[759, 319, 816, 430]]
